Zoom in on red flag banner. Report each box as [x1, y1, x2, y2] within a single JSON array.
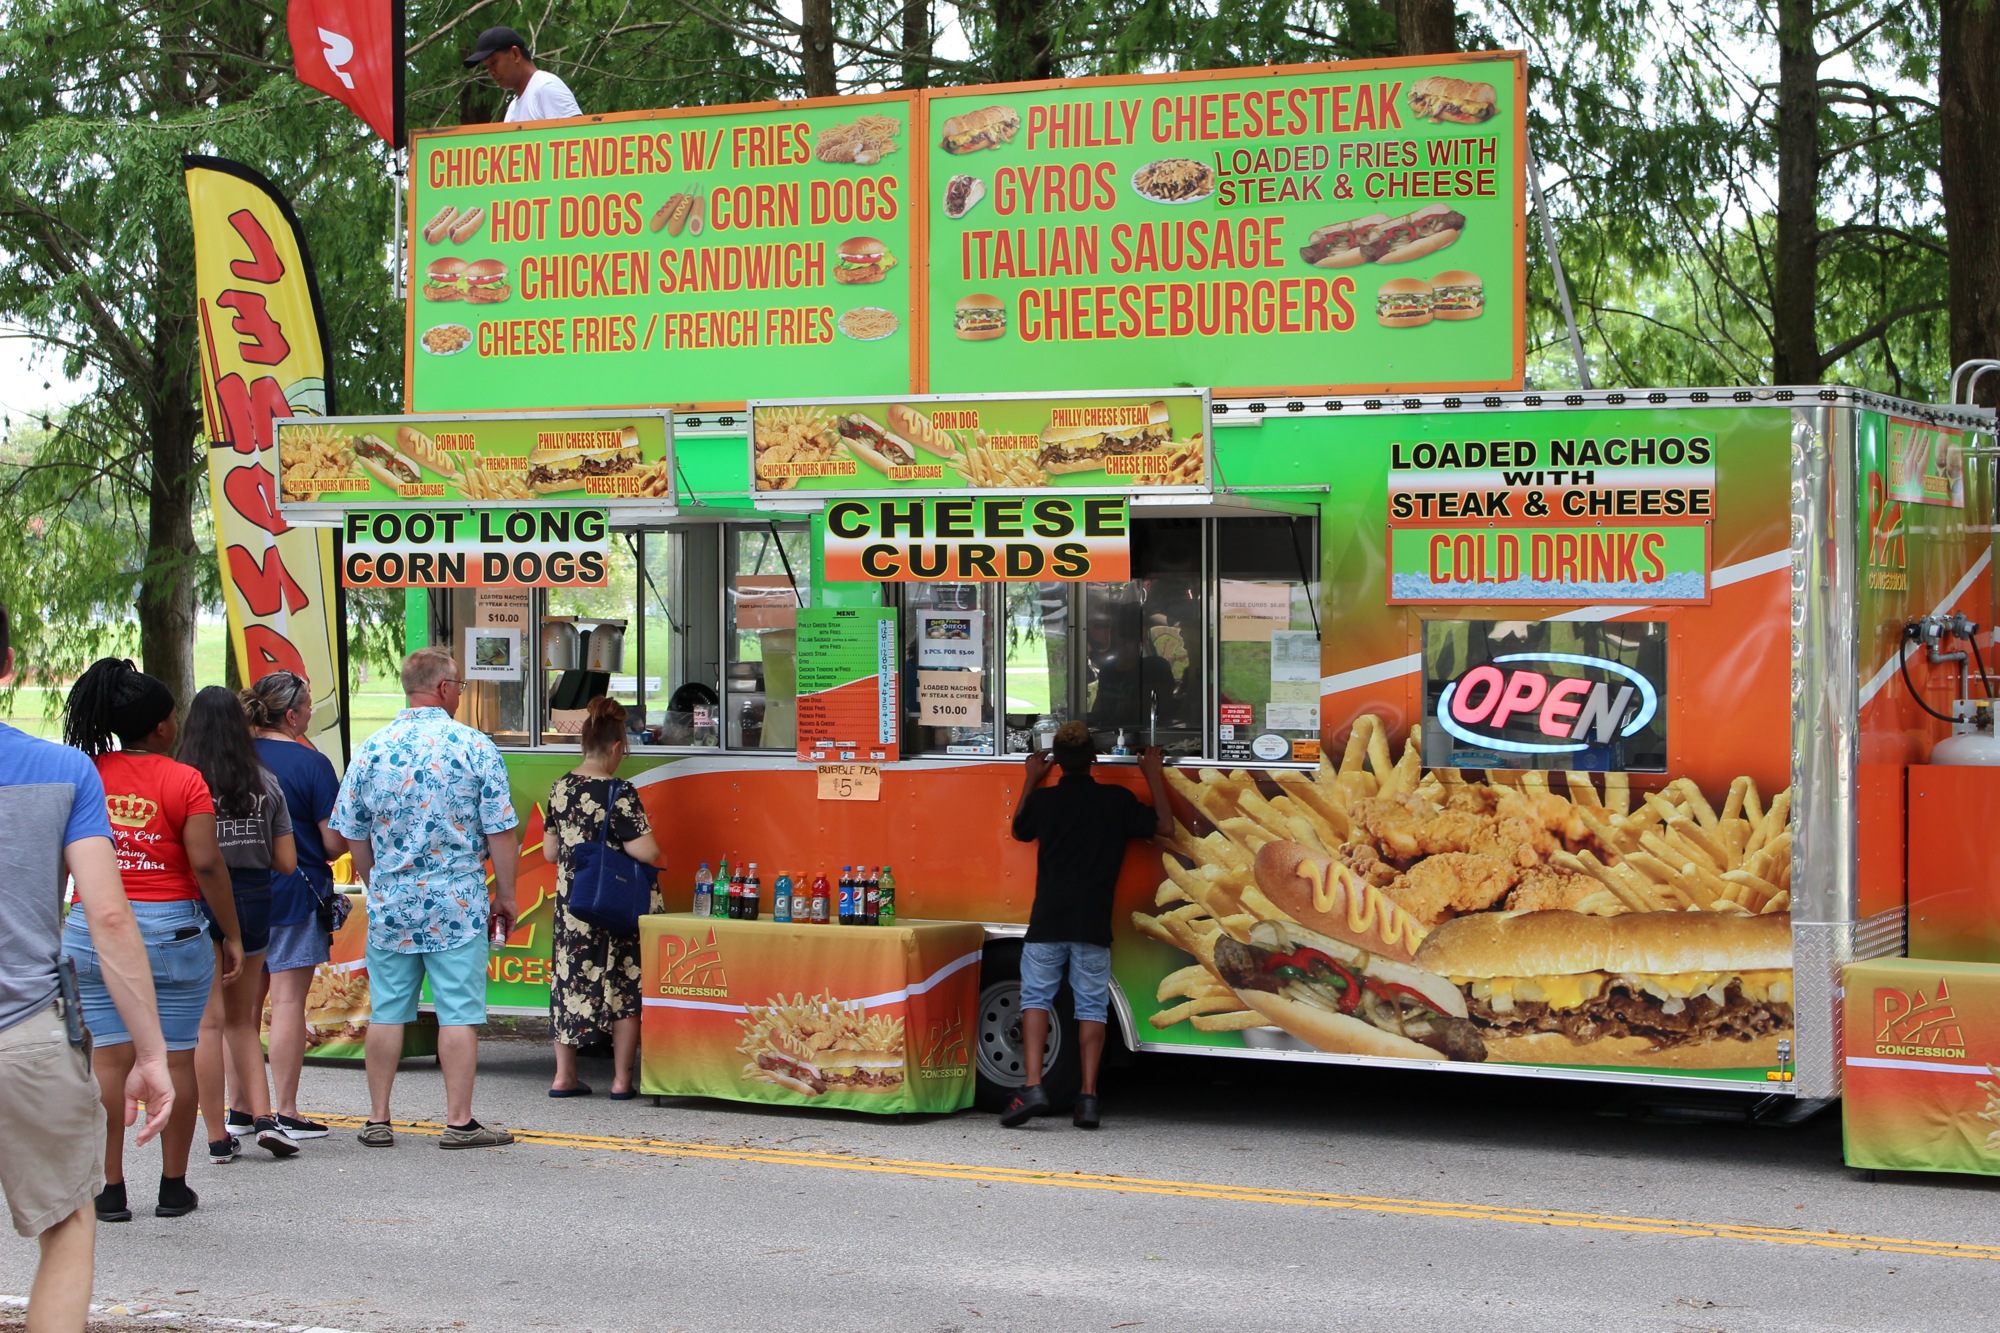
[[289, 0, 403, 148]]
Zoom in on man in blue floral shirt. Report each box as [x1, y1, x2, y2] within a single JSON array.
[[333, 647, 519, 1149]]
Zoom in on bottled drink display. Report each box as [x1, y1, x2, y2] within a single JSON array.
[[693, 862, 714, 919], [699, 857, 896, 925], [773, 870, 792, 923], [877, 865, 896, 925]]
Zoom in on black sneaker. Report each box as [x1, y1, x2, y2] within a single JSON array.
[[208, 1135, 240, 1164], [999, 1084, 1051, 1127], [274, 1112, 330, 1140], [254, 1115, 301, 1158], [155, 1177, 198, 1218], [95, 1182, 131, 1223], [224, 1108, 255, 1140], [1072, 1093, 1101, 1129]]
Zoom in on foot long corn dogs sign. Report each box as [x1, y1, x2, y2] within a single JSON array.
[[405, 54, 1523, 409]]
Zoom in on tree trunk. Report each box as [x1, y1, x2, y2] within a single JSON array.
[[138, 318, 201, 716], [1942, 0, 2000, 401], [991, 0, 1056, 83], [1394, 0, 1456, 56], [800, 0, 837, 98], [1770, 0, 1821, 383], [901, 0, 932, 89]]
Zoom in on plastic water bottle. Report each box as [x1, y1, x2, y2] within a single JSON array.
[[693, 862, 714, 919], [774, 871, 793, 923]]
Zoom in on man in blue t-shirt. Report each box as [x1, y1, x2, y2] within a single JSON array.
[[0, 603, 173, 1327]]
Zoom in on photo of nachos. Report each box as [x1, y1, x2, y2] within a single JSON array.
[[737, 991, 906, 1097], [1131, 158, 1215, 204], [752, 405, 844, 491], [276, 422, 354, 503], [814, 114, 901, 165], [1138, 713, 1794, 1070]]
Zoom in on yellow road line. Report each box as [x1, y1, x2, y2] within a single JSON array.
[[323, 1115, 2000, 1262]]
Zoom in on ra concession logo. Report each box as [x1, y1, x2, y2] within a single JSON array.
[[657, 928, 729, 998], [1874, 979, 1966, 1058], [1436, 651, 1657, 757]]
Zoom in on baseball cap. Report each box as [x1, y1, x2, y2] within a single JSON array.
[[465, 26, 529, 66]]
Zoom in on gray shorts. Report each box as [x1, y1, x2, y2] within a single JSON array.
[[0, 1004, 105, 1237]]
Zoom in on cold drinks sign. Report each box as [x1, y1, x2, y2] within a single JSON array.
[[1384, 417, 1715, 604]]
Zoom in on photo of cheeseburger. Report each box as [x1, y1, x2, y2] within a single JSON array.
[[1429, 271, 1484, 320], [834, 236, 897, 284], [955, 293, 1006, 340], [464, 257, 511, 304], [1377, 277, 1434, 327], [422, 256, 468, 302]]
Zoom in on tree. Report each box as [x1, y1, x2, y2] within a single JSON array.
[[0, 1, 402, 704], [1940, 0, 2000, 398]]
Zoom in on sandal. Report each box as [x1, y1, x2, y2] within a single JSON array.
[[356, 1121, 395, 1147], [547, 1083, 594, 1098]]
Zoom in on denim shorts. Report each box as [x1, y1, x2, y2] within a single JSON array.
[[1020, 940, 1112, 1024], [366, 937, 488, 1027], [265, 916, 330, 974], [63, 898, 215, 1051], [206, 885, 272, 956]]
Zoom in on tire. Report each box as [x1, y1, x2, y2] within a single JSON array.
[[973, 942, 1082, 1112]]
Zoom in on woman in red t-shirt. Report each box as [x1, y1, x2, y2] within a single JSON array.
[[60, 660, 242, 1223]]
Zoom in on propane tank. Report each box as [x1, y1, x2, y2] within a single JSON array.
[[1932, 699, 2000, 764]]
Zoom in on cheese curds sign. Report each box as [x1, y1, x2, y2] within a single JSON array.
[[823, 496, 1131, 582]]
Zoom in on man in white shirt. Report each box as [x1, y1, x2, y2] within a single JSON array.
[[464, 26, 581, 123]]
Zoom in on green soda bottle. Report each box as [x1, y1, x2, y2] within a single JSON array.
[[877, 865, 896, 925]]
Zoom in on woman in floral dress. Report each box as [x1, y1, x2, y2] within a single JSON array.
[[542, 697, 662, 1098]]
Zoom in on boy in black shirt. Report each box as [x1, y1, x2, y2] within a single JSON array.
[[1003, 721, 1171, 1128]]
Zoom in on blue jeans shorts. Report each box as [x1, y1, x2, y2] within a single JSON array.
[[265, 916, 330, 974], [366, 937, 489, 1026], [63, 898, 215, 1051], [1020, 941, 1112, 1025]]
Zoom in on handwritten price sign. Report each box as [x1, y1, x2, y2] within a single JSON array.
[[816, 763, 882, 801]]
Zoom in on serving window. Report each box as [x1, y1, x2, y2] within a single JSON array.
[[890, 513, 1318, 763]]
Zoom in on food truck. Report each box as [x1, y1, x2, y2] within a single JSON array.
[[270, 50, 1997, 1120]]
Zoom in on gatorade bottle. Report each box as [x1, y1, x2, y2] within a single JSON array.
[[791, 873, 809, 923], [693, 862, 714, 919], [877, 865, 896, 925], [838, 866, 855, 926], [744, 864, 761, 921], [774, 871, 793, 923], [811, 872, 831, 924], [863, 867, 880, 926]]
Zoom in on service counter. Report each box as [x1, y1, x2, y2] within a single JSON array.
[[1842, 956, 2000, 1176], [638, 914, 983, 1114]]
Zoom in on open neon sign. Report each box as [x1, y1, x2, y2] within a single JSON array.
[[1435, 652, 1658, 756]]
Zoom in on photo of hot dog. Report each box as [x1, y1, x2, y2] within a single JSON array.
[[1252, 842, 1430, 965], [837, 413, 919, 472], [1363, 204, 1466, 263], [1299, 214, 1385, 268], [1213, 919, 1487, 1061], [653, 192, 696, 235], [421, 206, 459, 245], [447, 206, 486, 244], [395, 426, 465, 484], [885, 404, 964, 464], [353, 433, 423, 490]]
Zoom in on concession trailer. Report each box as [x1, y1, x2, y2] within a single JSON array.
[[251, 51, 1998, 1117]]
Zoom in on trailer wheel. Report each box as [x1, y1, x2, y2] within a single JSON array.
[[974, 943, 1082, 1111]]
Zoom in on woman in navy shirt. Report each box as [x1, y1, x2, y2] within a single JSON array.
[[243, 672, 346, 1140]]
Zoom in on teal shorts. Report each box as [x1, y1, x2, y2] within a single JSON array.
[[365, 937, 489, 1027]]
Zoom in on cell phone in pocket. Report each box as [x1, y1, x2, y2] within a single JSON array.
[[57, 955, 85, 1047]]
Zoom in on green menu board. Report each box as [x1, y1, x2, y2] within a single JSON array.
[[922, 53, 1523, 396], [407, 94, 917, 411], [796, 607, 899, 762]]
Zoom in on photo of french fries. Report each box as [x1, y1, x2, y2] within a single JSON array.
[[737, 990, 906, 1097], [457, 458, 534, 501], [953, 434, 1050, 488], [1148, 438, 1205, 486], [1977, 1066, 2000, 1154], [630, 457, 674, 498], [1137, 712, 1792, 1036]]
